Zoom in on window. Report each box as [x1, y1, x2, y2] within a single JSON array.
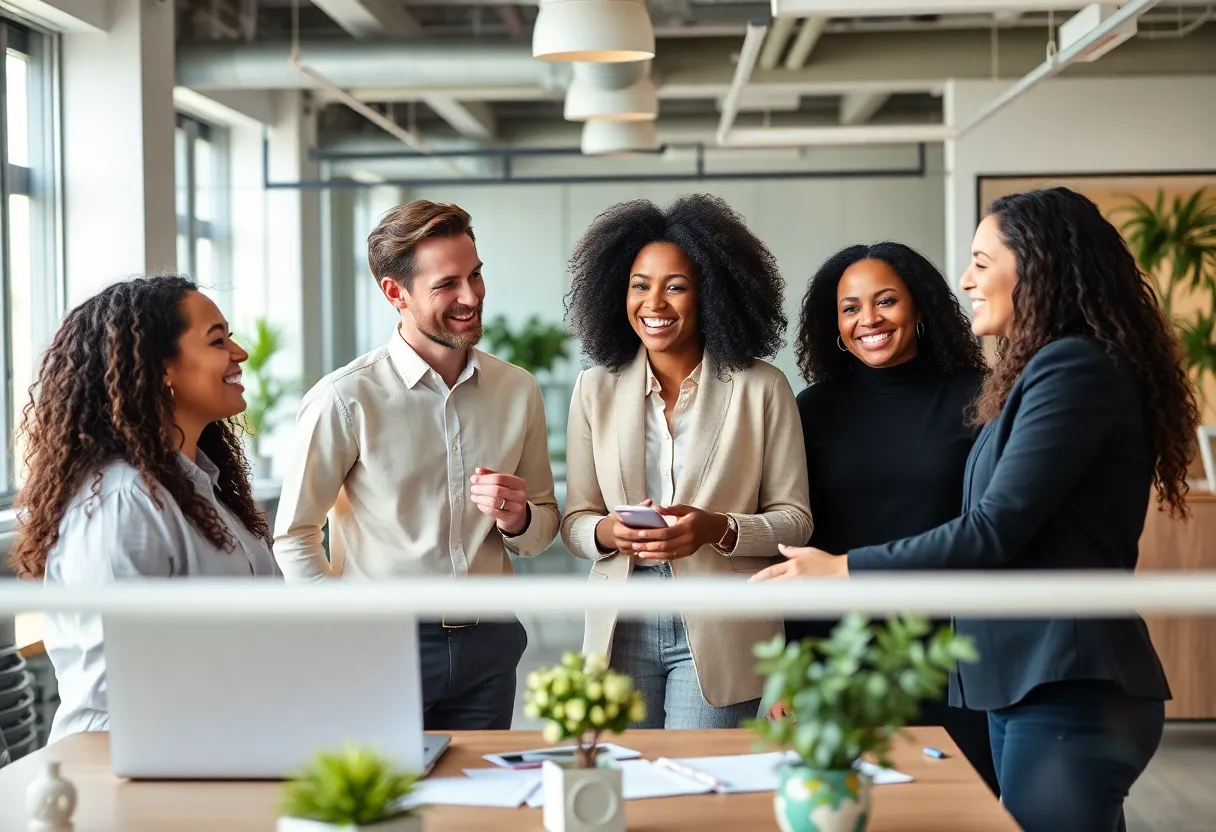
[[1, 18, 60, 498], [175, 113, 230, 309]]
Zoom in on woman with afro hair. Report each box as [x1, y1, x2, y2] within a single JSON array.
[[11, 276, 280, 744], [560, 193, 812, 729], [779, 241, 997, 794]]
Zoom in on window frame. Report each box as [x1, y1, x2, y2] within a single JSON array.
[[0, 15, 62, 503], [175, 112, 232, 316]]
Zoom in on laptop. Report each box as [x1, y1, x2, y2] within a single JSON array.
[[102, 613, 449, 779]]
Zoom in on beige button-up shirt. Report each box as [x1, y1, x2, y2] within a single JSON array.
[[272, 327, 560, 581], [642, 360, 702, 507]]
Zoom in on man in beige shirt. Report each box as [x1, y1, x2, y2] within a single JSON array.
[[273, 200, 559, 730]]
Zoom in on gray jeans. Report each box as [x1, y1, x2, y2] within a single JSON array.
[[610, 563, 761, 729]]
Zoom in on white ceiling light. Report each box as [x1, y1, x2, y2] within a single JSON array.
[[581, 120, 659, 155], [533, 0, 656, 63], [564, 61, 657, 122]]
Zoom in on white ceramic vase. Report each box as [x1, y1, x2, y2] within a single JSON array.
[[25, 761, 77, 831], [541, 759, 625, 832], [276, 814, 422, 832]]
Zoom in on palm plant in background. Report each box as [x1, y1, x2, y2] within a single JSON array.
[[239, 318, 293, 464], [481, 315, 571, 378], [1118, 188, 1216, 397]]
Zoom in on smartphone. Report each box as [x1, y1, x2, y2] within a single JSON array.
[[613, 505, 670, 529]]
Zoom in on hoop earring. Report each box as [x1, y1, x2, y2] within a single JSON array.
[[836, 336, 848, 352], [916, 320, 925, 339], [166, 383, 174, 399]]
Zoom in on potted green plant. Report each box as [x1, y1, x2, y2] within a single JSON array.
[[1118, 188, 1216, 396], [523, 651, 645, 832], [277, 745, 423, 832], [481, 315, 571, 378], [749, 614, 978, 832], [239, 317, 294, 480]]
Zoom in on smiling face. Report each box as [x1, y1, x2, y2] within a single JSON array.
[[387, 232, 486, 350], [626, 241, 703, 359], [835, 258, 919, 369], [961, 214, 1018, 338], [162, 290, 249, 435]]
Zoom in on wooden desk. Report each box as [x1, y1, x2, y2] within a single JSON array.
[[0, 729, 1016, 831]]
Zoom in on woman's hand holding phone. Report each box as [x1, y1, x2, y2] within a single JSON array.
[[595, 500, 729, 562], [594, 499, 661, 554]]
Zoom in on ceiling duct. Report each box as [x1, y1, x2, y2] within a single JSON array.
[[564, 61, 657, 122], [176, 40, 571, 91], [581, 120, 660, 155], [533, 0, 656, 62]]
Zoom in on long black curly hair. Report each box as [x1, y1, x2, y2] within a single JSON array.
[[565, 194, 786, 372], [11, 275, 270, 579], [795, 242, 986, 384], [976, 187, 1198, 518]]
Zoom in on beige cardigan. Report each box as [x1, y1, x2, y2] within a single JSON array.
[[560, 349, 813, 707]]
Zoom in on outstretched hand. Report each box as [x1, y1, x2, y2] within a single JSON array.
[[749, 545, 848, 581]]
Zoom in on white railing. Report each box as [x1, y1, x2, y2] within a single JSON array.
[[1, 572, 1215, 618]]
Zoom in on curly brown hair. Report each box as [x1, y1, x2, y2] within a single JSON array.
[[976, 187, 1199, 518], [10, 275, 271, 579]]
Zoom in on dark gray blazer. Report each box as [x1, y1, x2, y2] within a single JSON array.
[[848, 336, 1171, 711]]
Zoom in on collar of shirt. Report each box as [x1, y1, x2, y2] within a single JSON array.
[[387, 324, 481, 391], [177, 450, 221, 493], [645, 358, 704, 397]]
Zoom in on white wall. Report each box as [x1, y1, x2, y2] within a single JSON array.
[[351, 145, 948, 388], [944, 76, 1216, 282]]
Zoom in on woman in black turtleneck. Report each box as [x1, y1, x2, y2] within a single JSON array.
[[785, 242, 998, 794]]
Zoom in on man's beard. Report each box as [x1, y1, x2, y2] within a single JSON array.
[[416, 302, 483, 350]]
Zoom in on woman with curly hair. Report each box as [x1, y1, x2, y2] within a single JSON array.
[[11, 275, 279, 743], [561, 194, 811, 728], [758, 187, 1194, 831], [782, 242, 996, 794]]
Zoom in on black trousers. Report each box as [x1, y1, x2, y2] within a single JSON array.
[[418, 618, 528, 731]]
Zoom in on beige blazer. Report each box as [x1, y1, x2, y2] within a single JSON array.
[[561, 349, 813, 707]]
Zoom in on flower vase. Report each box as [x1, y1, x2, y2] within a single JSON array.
[[541, 758, 625, 832], [774, 764, 872, 832], [276, 815, 423, 832]]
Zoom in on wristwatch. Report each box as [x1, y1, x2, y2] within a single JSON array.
[[716, 513, 738, 553]]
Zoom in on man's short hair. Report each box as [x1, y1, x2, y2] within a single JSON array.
[[367, 200, 475, 291]]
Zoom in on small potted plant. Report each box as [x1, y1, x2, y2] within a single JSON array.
[[523, 651, 645, 832], [277, 745, 424, 832], [750, 614, 978, 832]]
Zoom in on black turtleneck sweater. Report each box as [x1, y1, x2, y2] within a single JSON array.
[[785, 355, 999, 796]]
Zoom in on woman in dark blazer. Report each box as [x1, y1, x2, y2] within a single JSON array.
[[785, 242, 997, 794], [757, 187, 1197, 832]]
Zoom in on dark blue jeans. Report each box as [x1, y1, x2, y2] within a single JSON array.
[[989, 680, 1164, 832], [418, 618, 527, 730]]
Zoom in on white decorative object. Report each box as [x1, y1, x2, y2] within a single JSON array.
[[1197, 426, 1216, 495], [276, 815, 422, 832], [542, 760, 625, 832], [25, 762, 77, 831]]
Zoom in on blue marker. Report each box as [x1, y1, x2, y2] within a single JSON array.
[[922, 747, 947, 759]]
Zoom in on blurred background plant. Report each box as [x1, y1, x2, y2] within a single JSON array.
[[482, 315, 571, 378], [237, 317, 296, 474]]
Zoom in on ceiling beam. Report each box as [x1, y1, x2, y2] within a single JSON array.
[[839, 91, 890, 124], [5, 0, 109, 32], [422, 96, 498, 139], [758, 17, 797, 71], [785, 16, 828, 69], [310, 0, 423, 37], [716, 22, 768, 143], [771, 1, 1094, 15]]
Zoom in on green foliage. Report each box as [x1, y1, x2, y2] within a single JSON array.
[[280, 745, 421, 825], [1117, 188, 1216, 397], [237, 318, 295, 454], [481, 315, 571, 376], [1118, 188, 1216, 317], [524, 651, 645, 768], [748, 614, 978, 771]]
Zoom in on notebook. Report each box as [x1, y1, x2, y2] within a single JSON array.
[[653, 751, 913, 794]]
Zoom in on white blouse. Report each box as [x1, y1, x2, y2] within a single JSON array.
[[42, 452, 280, 743], [642, 360, 703, 506]]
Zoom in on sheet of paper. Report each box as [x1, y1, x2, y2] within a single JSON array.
[[400, 775, 538, 809], [659, 751, 914, 793], [483, 742, 642, 769], [465, 760, 713, 808]]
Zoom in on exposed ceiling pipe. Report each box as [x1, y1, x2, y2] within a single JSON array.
[[956, 0, 1160, 135], [716, 22, 768, 145], [758, 16, 797, 70], [784, 16, 828, 69], [720, 123, 956, 147], [176, 40, 572, 91]]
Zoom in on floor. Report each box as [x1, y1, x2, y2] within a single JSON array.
[[513, 608, 1216, 832]]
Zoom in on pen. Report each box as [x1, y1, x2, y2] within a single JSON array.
[[922, 747, 947, 759], [655, 757, 729, 792]]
